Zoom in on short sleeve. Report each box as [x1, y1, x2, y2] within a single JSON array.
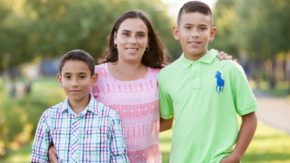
[[230, 63, 257, 116], [158, 72, 174, 119], [31, 112, 51, 163]]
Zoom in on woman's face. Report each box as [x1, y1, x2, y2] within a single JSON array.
[[114, 18, 149, 64]]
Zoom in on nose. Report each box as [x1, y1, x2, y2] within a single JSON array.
[[128, 35, 137, 44], [191, 29, 199, 38], [71, 78, 79, 87]]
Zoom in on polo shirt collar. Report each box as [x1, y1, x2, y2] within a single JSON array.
[[180, 49, 218, 69]]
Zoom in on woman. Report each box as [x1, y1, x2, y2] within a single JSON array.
[[93, 10, 168, 162]]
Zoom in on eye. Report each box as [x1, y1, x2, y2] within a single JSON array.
[[184, 26, 192, 30], [79, 74, 87, 79], [199, 26, 208, 30], [64, 75, 71, 79], [122, 31, 130, 37], [136, 32, 145, 38]]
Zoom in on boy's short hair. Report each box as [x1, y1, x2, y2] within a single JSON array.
[[177, 1, 213, 26], [59, 49, 95, 75]]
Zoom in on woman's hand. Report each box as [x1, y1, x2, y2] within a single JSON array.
[[48, 144, 58, 163], [217, 51, 237, 62]]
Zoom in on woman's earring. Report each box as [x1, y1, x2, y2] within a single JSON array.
[[146, 46, 149, 52], [114, 44, 117, 48]]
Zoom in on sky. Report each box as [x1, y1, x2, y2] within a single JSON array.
[[160, 0, 217, 20]]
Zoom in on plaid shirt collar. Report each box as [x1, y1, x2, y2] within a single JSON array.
[[60, 94, 97, 115]]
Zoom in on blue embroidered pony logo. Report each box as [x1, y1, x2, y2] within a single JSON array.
[[215, 71, 224, 93]]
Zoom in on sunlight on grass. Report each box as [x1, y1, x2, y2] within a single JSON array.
[[160, 130, 172, 162], [160, 121, 290, 163], [244, 122, 290, 163]]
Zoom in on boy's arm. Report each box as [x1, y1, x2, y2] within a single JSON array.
[[31, 114, 51, 163], [222, 112, 257, 163], [160, 117, 173, 132], [221, 62, 257, 163], [110, 112, 129, 163]]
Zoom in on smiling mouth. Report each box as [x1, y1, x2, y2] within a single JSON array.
[[126, 48, 138, 50], [188, 41, 202, 47], [189, 41, 202, 44], [125, 48, 138, 53], [70, 90, 81, 93]]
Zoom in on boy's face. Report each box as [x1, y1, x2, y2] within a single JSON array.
[[173, 12, 216, 61], [57, 60, 96, 104]]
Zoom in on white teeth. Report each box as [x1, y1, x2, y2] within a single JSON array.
[[126, 48, 137, 52]]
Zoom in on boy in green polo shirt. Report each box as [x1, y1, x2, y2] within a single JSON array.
[[158, 1, 257, 163]]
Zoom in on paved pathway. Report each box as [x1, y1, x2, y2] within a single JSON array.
[[254, 90, 290, 134]]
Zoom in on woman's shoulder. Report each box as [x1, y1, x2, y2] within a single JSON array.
[[95, 63, 108, 74], [148, 67, 161, 74], [95, 63, 106, 70]]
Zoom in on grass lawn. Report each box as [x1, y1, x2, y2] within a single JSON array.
[[0, 121, 289, 163], [159, 121, 290, 163]]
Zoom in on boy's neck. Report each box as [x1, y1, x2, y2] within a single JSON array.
[[184, 50, 208, 61], [68, 95, 90, 114]]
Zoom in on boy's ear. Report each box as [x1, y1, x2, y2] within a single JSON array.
[[209, 27, 217, 42], [172, 25, 180, 40], [57, 73, 63, 86], [91, 73, 97, 84]]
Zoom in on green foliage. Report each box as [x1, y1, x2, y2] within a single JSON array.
[[214, 0, 290, 58], [212, 0, 239, 56], [0, 142, 31, 163], [0, 0, 179, 70], [0, 77, 64, 156]]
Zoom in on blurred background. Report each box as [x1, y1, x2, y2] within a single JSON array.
[[0, 0, 289, 162]]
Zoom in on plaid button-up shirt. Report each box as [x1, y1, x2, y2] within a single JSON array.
[[31, 96, 129, 163]]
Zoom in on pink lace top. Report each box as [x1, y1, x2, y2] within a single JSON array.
[[92, 63, 161, 163]]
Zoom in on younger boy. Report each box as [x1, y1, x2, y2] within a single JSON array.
[[31, 49, 128, 163], [158, 1, 257, 163]]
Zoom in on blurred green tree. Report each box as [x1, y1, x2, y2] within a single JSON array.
[[214, 0, 290, 88], [0, 0, 178, 71]]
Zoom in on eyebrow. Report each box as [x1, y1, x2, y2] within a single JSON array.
[[183, 23, 209, 26], [121, 30, 131, 32], [62, 72, 88, 75], [121, 29, 146, 33]]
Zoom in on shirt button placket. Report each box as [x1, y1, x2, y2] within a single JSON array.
[[191, 63, 201, 89], [70, 115, 81, 162]]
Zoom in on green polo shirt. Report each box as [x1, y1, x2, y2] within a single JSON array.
[[158, 49, 256, 163]]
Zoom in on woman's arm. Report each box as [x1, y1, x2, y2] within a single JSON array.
[[48, 144, 58, 163]]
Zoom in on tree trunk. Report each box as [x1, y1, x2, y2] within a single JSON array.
[[269, 56, 277, 89]]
